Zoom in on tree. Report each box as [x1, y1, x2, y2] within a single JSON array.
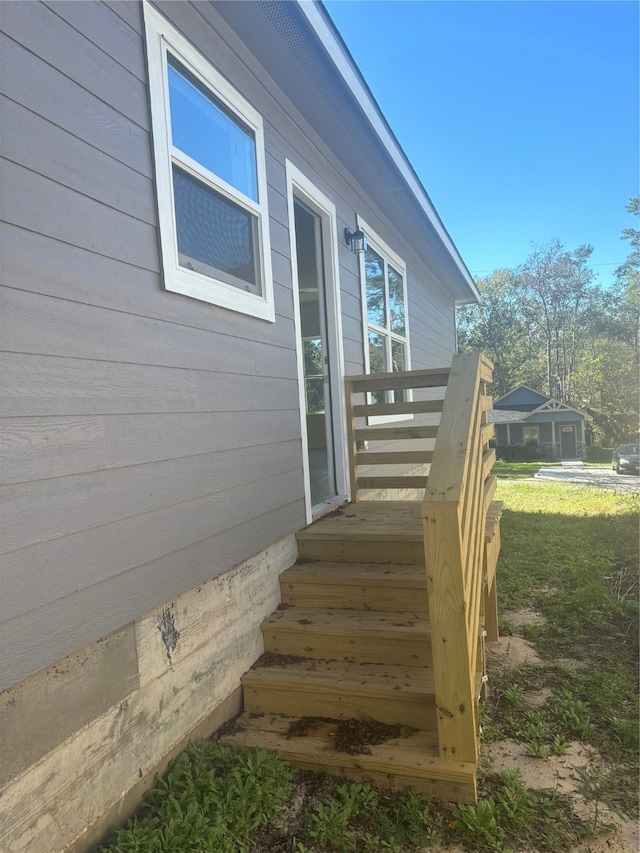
[[517, 240, 594, 402], [456, 269, 537, 397], [456, 211, 639, 445]]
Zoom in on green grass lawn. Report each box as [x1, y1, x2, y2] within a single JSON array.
[[493, 461, 561, 479], [99, 481, 639, 853]]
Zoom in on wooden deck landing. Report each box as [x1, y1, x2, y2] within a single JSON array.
[[225, 500, 502, 802]]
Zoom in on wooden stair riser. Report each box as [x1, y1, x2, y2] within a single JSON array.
[[280, 581, 429, 613], [261, 624, 432, 667], [242, 680, 437, 730], [296, 539, 424, 564], [226, 715, 477, 803]]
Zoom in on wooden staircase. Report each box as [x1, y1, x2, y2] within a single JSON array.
[[226, 353, 501, 804]]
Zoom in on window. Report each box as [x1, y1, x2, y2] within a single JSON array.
[[358, 219, 410, 406], [143, 3, 274, 320], [523, 425, 539, 446]]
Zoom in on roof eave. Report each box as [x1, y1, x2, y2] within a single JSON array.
[[303, 1, 479, 303]]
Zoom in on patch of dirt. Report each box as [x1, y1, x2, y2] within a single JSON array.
[[488, 740, 638, 852], [486, 634, 543, 671], [503, 607, 547, 628], [285, 715, 418, 755]]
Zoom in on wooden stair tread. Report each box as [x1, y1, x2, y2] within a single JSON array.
[[297, 501, 423, 542], [283, 561, 426, 586], [225, 713, 477, 802], [263, 608, 430, 635], [244, 659, 435, 694]]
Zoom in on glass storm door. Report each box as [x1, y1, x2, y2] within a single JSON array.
[[293, 200, 336, 505]]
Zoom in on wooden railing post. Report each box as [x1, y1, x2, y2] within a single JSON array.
[[344, 377, 359, 502], [421, 351, 491, 764]]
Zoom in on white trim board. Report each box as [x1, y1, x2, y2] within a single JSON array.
[[285, 161, 349, 520]]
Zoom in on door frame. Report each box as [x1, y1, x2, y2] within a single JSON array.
[[285, 161, 348, 523]]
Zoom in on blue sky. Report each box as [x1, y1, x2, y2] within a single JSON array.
[[323, 0, 639, 288]]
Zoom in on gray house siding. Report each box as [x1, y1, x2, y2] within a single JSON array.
[[1, 0, 461, 691]]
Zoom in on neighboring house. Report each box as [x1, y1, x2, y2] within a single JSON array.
[[0, 2, 479, 849], [489, 385, 590, 459]]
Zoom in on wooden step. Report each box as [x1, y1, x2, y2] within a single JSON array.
[[243, 658, 436, 730], [224, 712, 477, 803], [281, 561, 428, 612], [296, 501, 424, 564], [262, 607, 431, 666]]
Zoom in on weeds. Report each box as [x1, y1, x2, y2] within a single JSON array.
[[98, 480, 637, 852]]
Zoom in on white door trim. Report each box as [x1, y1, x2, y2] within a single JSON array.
[[285, 161, 348, 524]]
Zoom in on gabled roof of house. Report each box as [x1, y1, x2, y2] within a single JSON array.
[[493, 384, 550, 408], [488, 396, 589, 424], [212, 0, 479, 304]]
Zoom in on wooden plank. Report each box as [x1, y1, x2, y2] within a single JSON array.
[[227, 714, 477, 802], [345, 369, 450, 394], [481, 422, 495, 445], [422, 503, 478, 763], [344, 379, 359, 501], [423, 352, 482, 504], [261, 609, 432, 667], [482, 448, 497, 483], [297, 540, 424, 564], [242, 660, 436, 729], [353, 399, 444, 417], [357, 476, 429, 490], [480, 393, 494, 412], [280, 564, 429, 613], [355, 425, 438, 442], [484, 474, 497, 505], [356, 451, 432, 465]]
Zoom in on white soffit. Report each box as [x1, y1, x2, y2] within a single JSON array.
[[299, 1, 479, 302]]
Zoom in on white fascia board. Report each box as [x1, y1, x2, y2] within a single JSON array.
[[299, 1, 480, 303]]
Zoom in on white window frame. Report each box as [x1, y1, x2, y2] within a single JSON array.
[[143, 2, 274, 321], [522, 425, 540, 446], [357, 216, 411, 423]]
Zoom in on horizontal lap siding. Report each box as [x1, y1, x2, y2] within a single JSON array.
[[0, 0, 305, 688], [0, 0, 459, 688]]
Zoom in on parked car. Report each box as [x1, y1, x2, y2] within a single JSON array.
[[612, 444, 640, 475]]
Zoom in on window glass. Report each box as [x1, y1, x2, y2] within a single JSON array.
[[360, 229, 409, 408], [168, 58, 257, 200], [365, 249, 386, 328], [143, 3, 274, 318], [173, 166, 259, 293], [388, 265, 405, 335], [368, 330, 386, 404], [523, 426, 539, 446]]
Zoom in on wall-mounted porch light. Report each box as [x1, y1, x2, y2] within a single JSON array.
[[345, 227, 367, 255]]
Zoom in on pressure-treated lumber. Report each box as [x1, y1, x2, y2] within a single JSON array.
[[261, 607, 432, 667], [422, 351, 494, 764], [242, 659, 436, 729], [229, 714, 477, 802]]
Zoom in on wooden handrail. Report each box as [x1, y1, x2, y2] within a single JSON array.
[[421, 351, 495, 763], [345, 368, 449, 501]]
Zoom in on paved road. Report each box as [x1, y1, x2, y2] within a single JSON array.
[[534, 462, 640, 493]]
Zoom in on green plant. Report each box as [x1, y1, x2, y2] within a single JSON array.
[[99, 741, 293, 853]]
